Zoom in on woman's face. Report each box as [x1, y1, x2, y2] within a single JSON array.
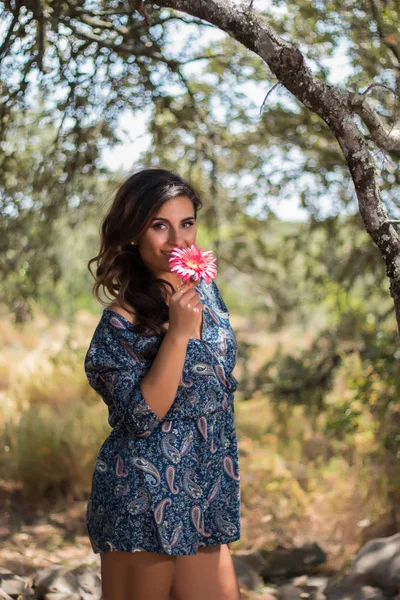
[[136, 195, 197, 285]]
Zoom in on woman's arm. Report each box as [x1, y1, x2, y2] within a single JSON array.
[[85, 282, 203, 436], [140, 280, 205, 420], [85, 326, 191, 437], [139, 330, 190, 420]]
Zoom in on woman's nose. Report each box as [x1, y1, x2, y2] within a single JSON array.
[[169, 229, 185, 245]]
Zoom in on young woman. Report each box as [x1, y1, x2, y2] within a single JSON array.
[[85, 168, 241, 600]]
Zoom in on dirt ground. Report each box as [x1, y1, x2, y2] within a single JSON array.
[[0, 480, 97, 576], [0, 480, 275, 599]]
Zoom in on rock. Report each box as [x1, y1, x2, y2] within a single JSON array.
[[301, 576, 329, 593], [277, 576, 331, 600], [33, 564, 102, 599], [33, 566, 81, 597], [0, 568, 34, 598], [301, 576, 330, 599], [360, 516, 397, 544], [259, 544, 327, 580], [0, 564, 101, 600], [349, 532, 400, 594], [277, 583, 303, 600], [325, 578, 383, 600], [69, 565, 101, 600], [232, 556, 265, 591], [44, 595, 81, 600], [234, 550, 268, 575]]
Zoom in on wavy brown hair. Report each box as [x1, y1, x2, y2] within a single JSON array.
[[88, 168, 203, 337]]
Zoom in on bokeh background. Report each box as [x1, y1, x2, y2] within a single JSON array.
[[1, 0, 399, 592]]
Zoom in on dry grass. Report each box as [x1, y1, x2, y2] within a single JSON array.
[[0, 309, 107, 502], [0, 308, 391, 574], [235, 391, 386, 571]]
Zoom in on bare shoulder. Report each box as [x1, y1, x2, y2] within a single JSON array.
[[107, 301, 137, 325]]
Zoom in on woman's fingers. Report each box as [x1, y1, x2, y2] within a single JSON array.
[[174, 281, 191, 294], [175, 277, 199, 293]]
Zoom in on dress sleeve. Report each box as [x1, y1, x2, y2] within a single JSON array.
[[84, 316, 163, 438], [210, 279, 230, 315]]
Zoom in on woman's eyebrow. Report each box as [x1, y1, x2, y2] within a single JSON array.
[[151, 216, 195, 222]]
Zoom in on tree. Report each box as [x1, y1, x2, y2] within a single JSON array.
[[149, 0, 400, 331], [0, 108, 108, 320], [1, 1, 399, 328]]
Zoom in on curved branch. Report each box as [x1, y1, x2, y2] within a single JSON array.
[[55, 17, 137, 54], [348, 90, 400, 155], [152, 0, 400, 331]]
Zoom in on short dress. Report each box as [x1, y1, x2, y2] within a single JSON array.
[[84, 276, 241, 556]]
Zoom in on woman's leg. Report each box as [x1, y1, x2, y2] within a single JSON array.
[[170, 544, 241, 600], [100, 550, 176, 600]]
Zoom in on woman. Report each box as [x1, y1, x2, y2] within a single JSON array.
[[85, 168, 241, 600]]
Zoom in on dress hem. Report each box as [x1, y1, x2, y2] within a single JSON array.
[[90, 535, 241, 556]]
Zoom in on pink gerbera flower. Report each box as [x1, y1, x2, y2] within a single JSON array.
[[168, 244, 217, 284]]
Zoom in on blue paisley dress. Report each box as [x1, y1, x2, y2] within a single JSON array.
[[84, 277, 241, 556]]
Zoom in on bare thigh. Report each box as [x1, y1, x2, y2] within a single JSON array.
[[100, 550, 176, 600], [170, 544, 241, 600]]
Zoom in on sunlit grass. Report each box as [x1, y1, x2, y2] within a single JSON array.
[[0, 309, 108, 503], [1, 401, 110, 502], [0, 307, 393, 570]]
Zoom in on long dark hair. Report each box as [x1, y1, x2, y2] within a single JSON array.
[[88, 168, 203, 337]]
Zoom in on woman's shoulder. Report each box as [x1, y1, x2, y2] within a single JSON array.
[[85, 307, 149, 371], [106, 301, 137, 326], [88, 305, 139, 349]]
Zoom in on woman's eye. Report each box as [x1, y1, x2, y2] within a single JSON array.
[[153, 222, 195, 230]]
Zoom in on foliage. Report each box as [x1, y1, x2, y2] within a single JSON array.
[[350, 328, 400, 455], [0, 1, 399, 559], [1, 1, 399, 321], [0, 108, 109, 320]]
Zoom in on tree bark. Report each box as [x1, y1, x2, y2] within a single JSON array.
[[153, 0, 400, 334]]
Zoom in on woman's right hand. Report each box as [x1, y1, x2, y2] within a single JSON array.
[[168, 280, 204, 340]]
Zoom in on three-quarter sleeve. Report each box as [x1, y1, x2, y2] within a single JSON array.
[[84, 315, 163, 438]]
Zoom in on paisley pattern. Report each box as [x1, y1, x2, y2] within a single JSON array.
[[84, 277, 241, 555], [127, 488, 151, 515]]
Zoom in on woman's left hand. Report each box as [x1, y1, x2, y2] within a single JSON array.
[[227, 542, 232, 551]]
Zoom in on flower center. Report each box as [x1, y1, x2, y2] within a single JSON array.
[[186, 259, 200, 268]]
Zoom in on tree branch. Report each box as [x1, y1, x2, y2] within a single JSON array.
[[57, 17, 137, 54], [151, 0, 400, 331], [181, 53, 226, 63], [128, 0, 152, 26], [64, 7, 132, 17], [0, 4, 22, 60], [348, 90, 400, 154], [78, 14, 131, 35], [362, 83, 400, 98], [155, 14, 217, 27], [259, 82, 281, 115]]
